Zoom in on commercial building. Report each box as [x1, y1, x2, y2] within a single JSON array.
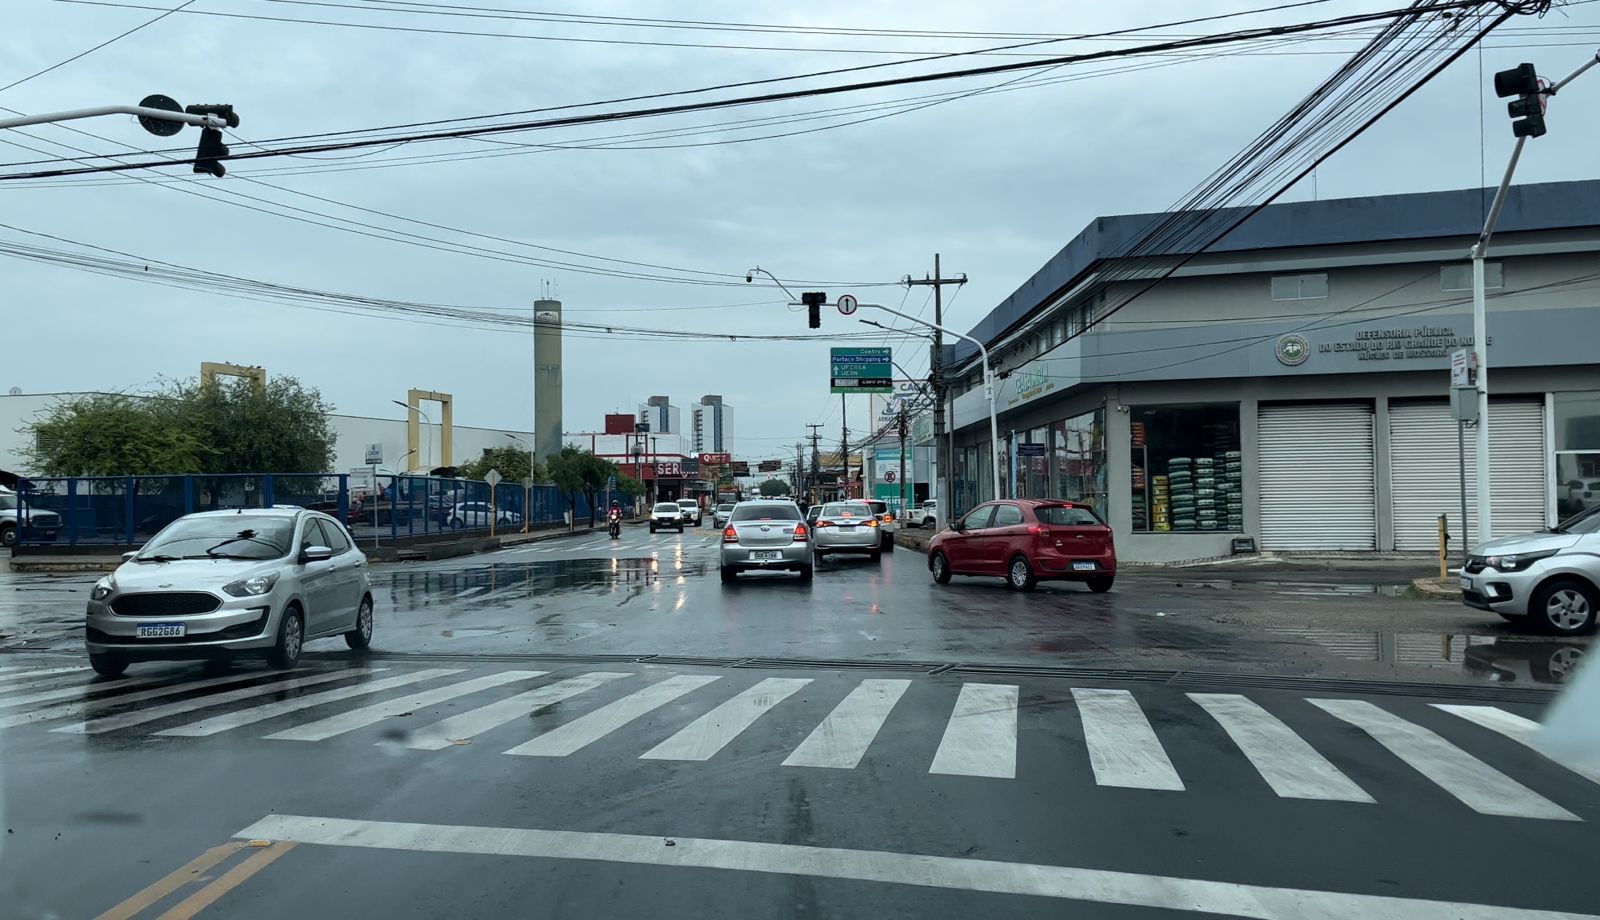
[[638, 396, 680, 438], [943, 180, 1600, 563], [690, 395, 734, 455]]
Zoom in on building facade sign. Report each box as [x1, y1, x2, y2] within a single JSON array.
[[1318, 325, 1485, 362]]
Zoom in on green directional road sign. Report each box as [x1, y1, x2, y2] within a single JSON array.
[[830, 347, 893, 394]]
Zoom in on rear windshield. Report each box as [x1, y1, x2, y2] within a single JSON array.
[[730, 504, 802, 523], [141, 515, 296, 560], [678, 500, 697, 506], [1035, 505, 1102, 526], [653, 503, 679, 512], [865, 501, 887, 513], [821, 503, 871, 517]]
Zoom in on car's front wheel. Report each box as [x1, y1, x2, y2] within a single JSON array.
[[930, 551, 952, 585], [0, 523, 15, 548], [1533, 579, 1598, 636], [89, 654, 128, 677], [345, 595, 374, 650], [268, 605, 305, 670], [1007, 555, 1037, 592]]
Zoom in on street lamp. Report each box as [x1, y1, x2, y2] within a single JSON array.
[[392, 400, 433, 473]]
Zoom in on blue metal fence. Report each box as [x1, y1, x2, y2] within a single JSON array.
[[15, 472, 604, 547]]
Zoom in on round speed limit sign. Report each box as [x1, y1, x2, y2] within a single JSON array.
[[837, 294, 858, 315]]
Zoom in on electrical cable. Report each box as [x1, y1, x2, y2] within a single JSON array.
[[0, 0, 198, 94]]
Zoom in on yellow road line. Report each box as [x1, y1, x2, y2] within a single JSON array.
[[154, 841, 297, 920], [94, 841, 246, 920]]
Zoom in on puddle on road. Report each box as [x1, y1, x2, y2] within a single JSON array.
[[372, 557, 708, 608], [1177, 579, 1411, 597], [1264, 625, 1590, 686]]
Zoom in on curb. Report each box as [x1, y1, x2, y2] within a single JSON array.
[[1411, 576, 1461, 599]]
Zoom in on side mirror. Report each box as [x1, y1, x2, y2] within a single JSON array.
[[950, 519, 965, 533], [300, 545, 334, 563], [121, 551, 139, 563]]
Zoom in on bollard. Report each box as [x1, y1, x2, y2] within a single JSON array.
[[1437, 514, 1449, 579]]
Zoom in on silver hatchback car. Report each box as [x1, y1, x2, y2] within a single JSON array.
[[1461, 504, 1600, 636], [85, 508, 374, 675], [812, 502, 882, 563], [719, 500, 811, 582]]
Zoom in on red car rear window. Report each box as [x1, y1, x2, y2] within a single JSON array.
[[1035, 505, 1102, 526]]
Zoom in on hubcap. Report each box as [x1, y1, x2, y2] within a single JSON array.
[[285, 615, 303, 659], [1012, 561, 1028, 584], [934, 556, 945, 576], [359, 602, 373, 638], [1547, 590, 1591, 630], [1549, 645, 1585, 679]]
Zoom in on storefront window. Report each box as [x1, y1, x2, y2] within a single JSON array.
[[1017, 426, 1049, 498], [1052, 409, 1107, 515], [1130, 404, 1242, 533], [954, 444, 980, 517], [1554, 392, 1600, 520]]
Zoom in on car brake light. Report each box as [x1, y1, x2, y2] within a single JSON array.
[[793, 523, 809, 541], [884, 512, 895, 522], [867, 518, 879, 527], [1028, 524, 1046, 536], [722, 526, 738, 543], [817, 519, 834, 528]]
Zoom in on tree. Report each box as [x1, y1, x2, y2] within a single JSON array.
[[759, 478, 792, 497], [461, 446, 545, 486], [21, 394, 204, 476], [616, 474, 644, 500], [546, 445, 588, 527]]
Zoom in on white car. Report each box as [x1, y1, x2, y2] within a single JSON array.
[[649, 501, 685, 533], [862, 499, 897, 552], [0, 487, 60, 548], [677, 498, 703, 527], [447, 501, 522, 529], [84, 507, 373, 675], [711, 503, 736, 528], [916, 500, 938, 527]]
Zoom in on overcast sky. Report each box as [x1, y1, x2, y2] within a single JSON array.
[[4, 0, 1599, 461]]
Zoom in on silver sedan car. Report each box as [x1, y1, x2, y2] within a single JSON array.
[[85, 507, 374, 676], [812, 502, 882, 563], [719, 500, 812, 582]]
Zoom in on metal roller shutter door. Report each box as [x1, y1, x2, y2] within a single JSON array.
[[1388, 400, 1546, 551], [1258, 404, 1377, 550]]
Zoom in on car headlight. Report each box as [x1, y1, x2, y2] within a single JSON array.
[[90, 575, 115, 602], [222, 572, 280, 597], [1485, 549, 1558, 572]]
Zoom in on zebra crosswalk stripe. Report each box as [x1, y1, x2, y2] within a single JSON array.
[[0, 666, 90, 690], [0, 673, 173, 710], [0, 668, 324, 730], [1433, 704, 1600, 786], [930, 683, 1017, 779], [54, 668, 376, 735], [1310, 698, 1578, 820], [641, 677, 811, 762], [1189, 693, 1372, 802], [505, 674, 720, 757], [157, 669, 463, 737], [266, 671, 545, 742], [1073, 688, 1184, 791], [403, 672, 632, 751], [782, 679, 910, 770]]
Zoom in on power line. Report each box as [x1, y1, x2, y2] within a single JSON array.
[[0, 1, 1489, 181], [0, 0, 197, 94]]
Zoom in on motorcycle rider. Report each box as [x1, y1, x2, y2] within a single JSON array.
[[607, 500, 623, 538]]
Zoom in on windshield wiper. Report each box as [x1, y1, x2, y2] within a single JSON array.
[[186, 552, 249, 560], [136, 554, 182, 563]]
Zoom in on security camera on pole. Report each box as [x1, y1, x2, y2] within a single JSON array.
[[1471, 50, 1600, 545]]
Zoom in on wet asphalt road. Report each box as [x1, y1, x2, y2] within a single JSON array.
[[2, 525, 1597, 919]]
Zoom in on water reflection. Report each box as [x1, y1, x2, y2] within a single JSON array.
[[371, 557, 707, 608], [1265, 626, 1589, 686]]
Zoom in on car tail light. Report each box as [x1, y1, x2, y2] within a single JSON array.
[[867, 518, 879, 528], [817, 519, 834, 528], [884, 512, 895, 523], [1027, 524, 1046, 536], [793, 523, 809, 541], [722, 526, 738, 543]]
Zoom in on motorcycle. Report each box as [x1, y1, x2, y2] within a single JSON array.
[[607, 511, 622, 539]]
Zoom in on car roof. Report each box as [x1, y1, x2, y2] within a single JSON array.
[[185, 507, 301, 520]]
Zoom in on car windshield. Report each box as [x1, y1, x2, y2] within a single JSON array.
[[140, 515, 295, 559], [1554, 504, 1600, 535], [1035, 505, 1102, 525], [678, 500, 697, 506], [730, 504, 801, 522], [654, 503, 679, 512], [865, 502, 887, 513], [716, 504, 734, 512], [821, 503, 870, 517], [0, 493, 16, 511]]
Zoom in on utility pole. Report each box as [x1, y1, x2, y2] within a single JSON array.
[[839, 393, 849, 501], [805, 424, 824, 504], [897, 408, 909, 522], [905, 254, 967, 527]]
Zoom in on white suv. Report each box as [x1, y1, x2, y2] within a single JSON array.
[[677, 498, 702, 527], [862, 499, 897, 552], [649, 501, 685, 533], [1, 487, 61, 548]]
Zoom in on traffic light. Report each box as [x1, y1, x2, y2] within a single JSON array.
[[185, 104, 239, 177], [802, 291, 826, 329], [1494, 63, 1547, 139]]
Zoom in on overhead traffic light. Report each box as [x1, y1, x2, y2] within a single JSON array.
[[802, 291, 826, 329], [185, 104, 239, 177], [1494, 63, 1547, 139]]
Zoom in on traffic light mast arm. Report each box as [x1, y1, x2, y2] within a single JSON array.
[[0, 104, 227, 131], [856, 301, 1003, 502]]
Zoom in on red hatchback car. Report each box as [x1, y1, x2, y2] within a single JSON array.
[[928, 499, 1115, 592]]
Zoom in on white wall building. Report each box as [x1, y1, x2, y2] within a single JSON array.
[[638, 396, 680, 438], [690, 395, 734, 455]]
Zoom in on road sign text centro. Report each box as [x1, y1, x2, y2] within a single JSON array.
[[830, 347, 893, 394]]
